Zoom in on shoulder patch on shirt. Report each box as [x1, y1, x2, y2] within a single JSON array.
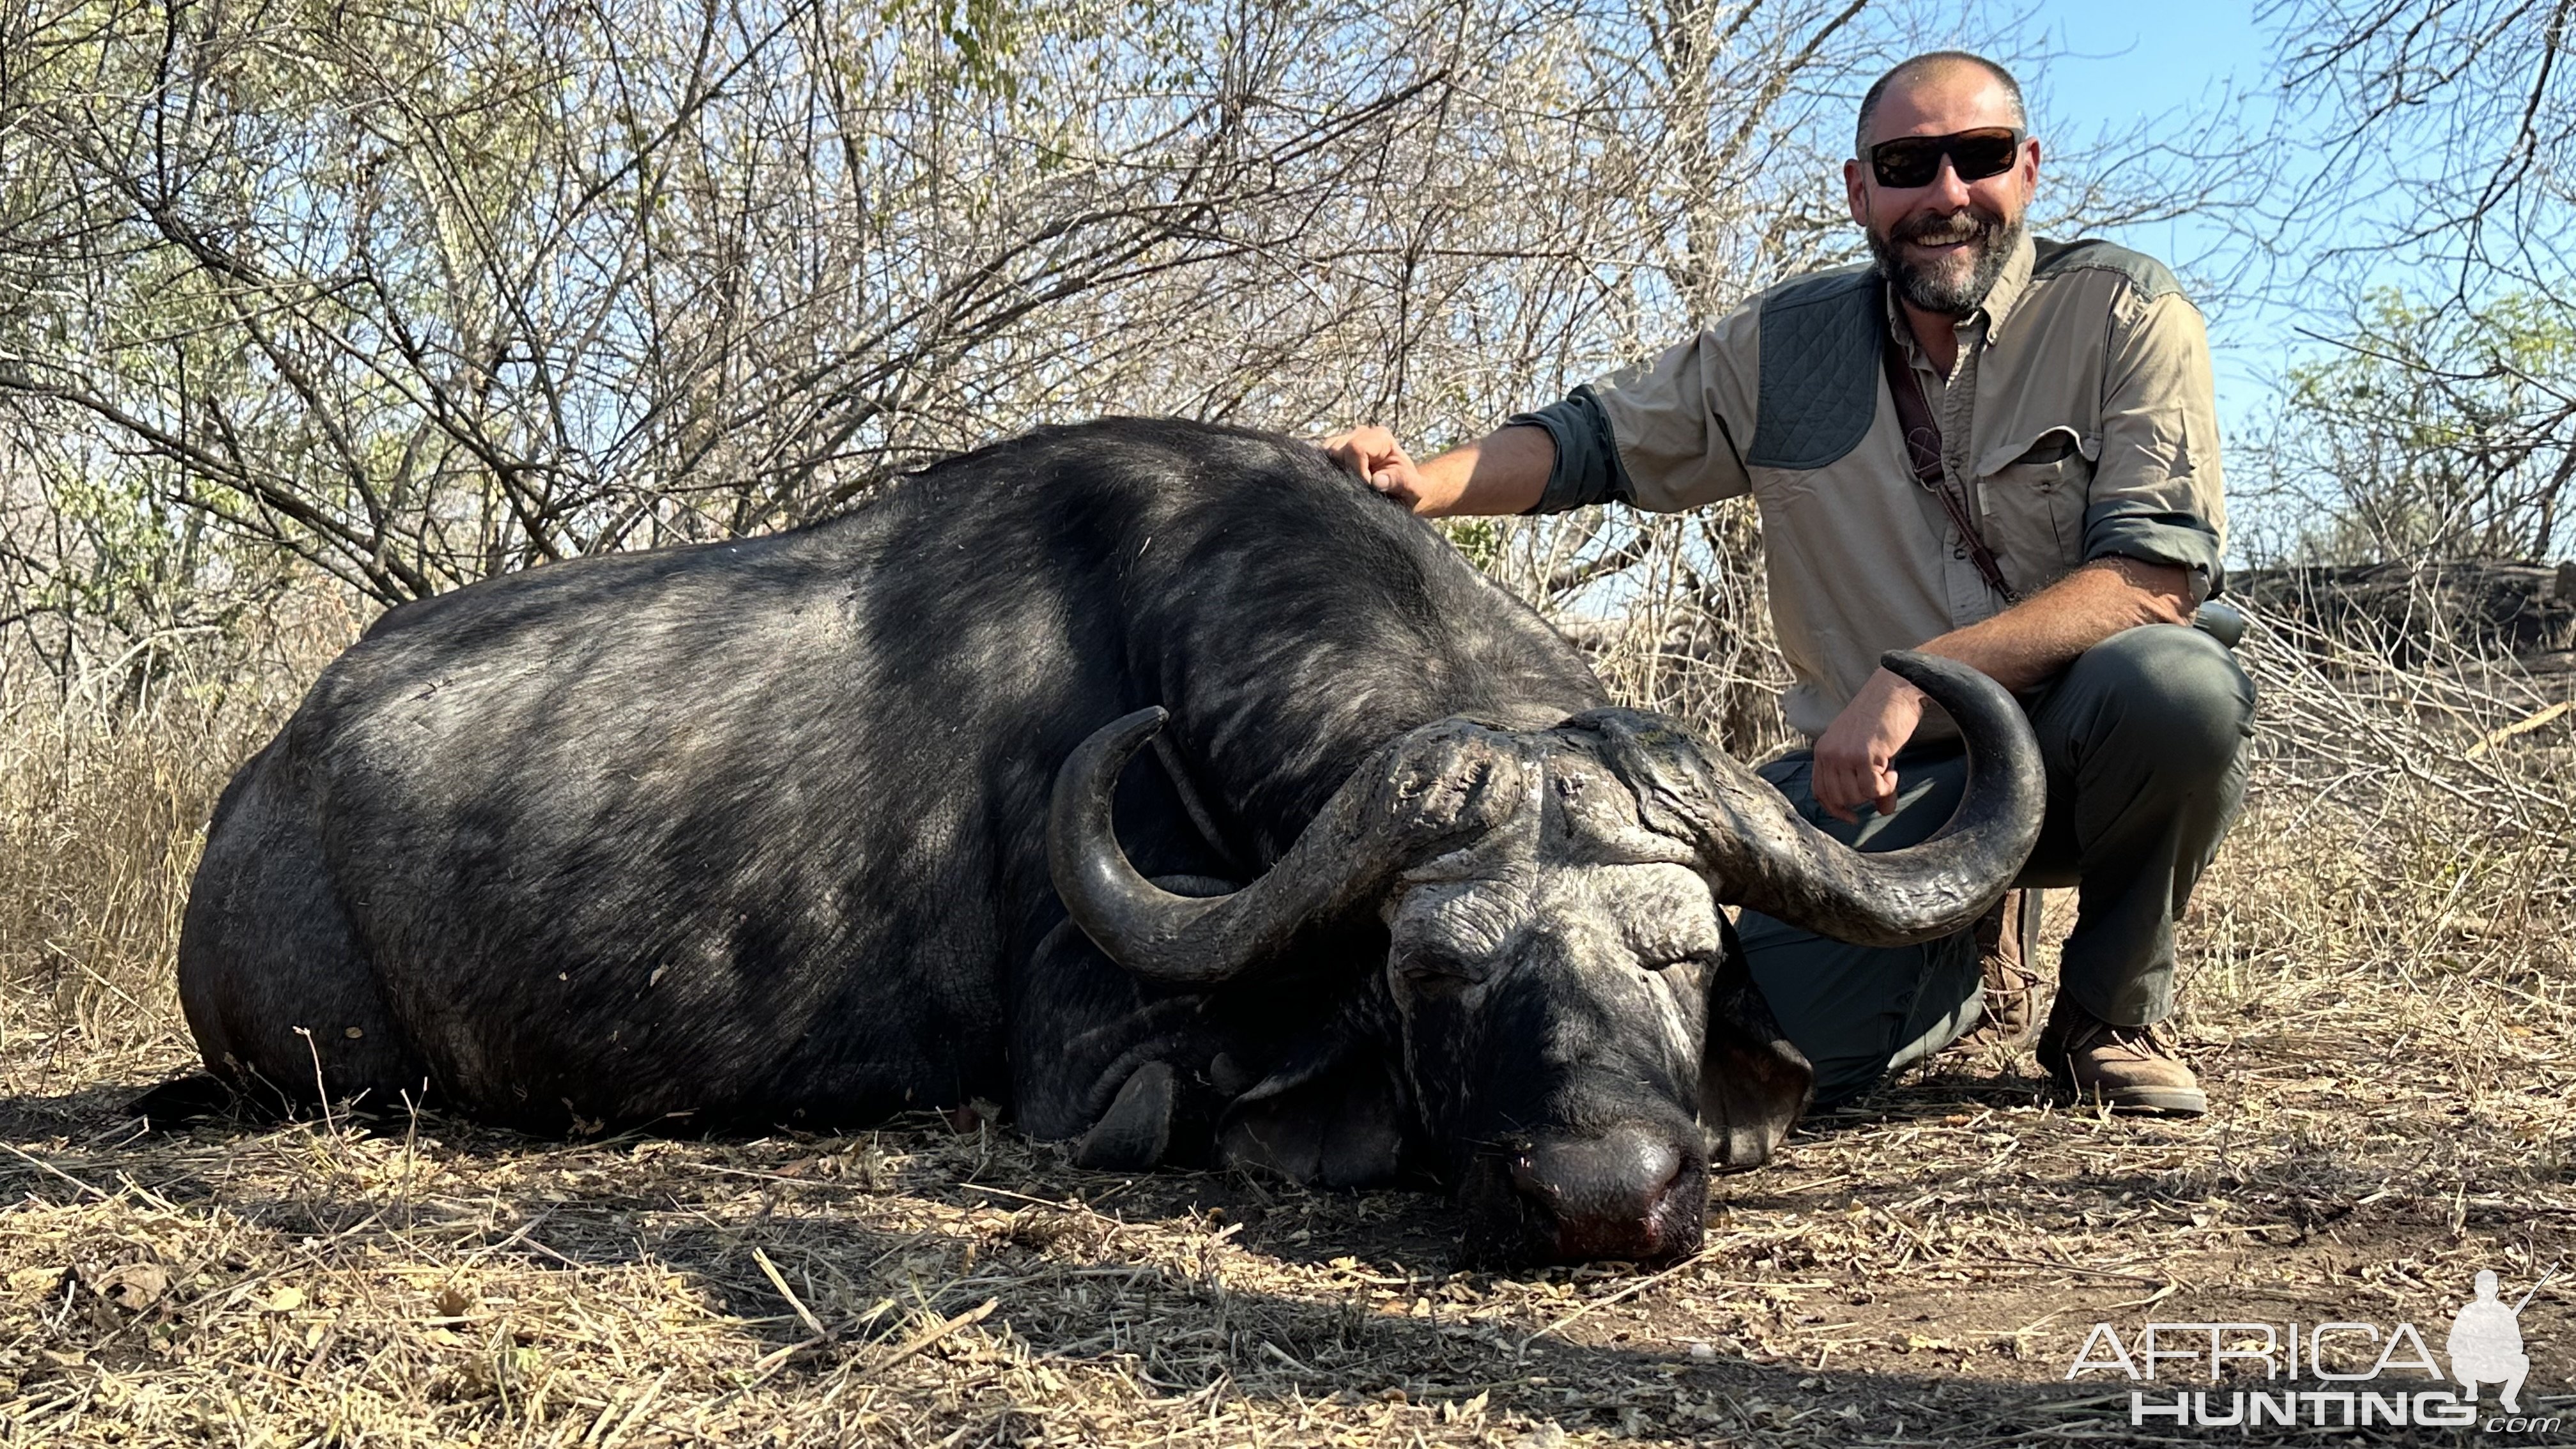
[[2030, 237, 2183, 302], [1748, 268, 1882, 471]]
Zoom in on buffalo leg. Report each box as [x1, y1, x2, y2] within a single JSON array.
[[1013, 886, 1238, 1163], [172, 756, 427, 1116], [1075, 1061, 1176, 1169]]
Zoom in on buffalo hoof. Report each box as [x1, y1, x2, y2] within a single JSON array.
[[1075, 1061, 1174, 1170]]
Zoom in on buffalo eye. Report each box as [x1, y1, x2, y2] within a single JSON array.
[[1398, 944, 1488, 985]]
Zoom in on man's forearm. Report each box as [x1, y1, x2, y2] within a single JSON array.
[[1911, 557, 2198, 693], [1811, 557, 2199, 820], [1407, 425, 1554, 518]]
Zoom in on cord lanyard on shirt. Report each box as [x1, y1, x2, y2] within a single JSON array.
[[1879, 305, 2021, 605]]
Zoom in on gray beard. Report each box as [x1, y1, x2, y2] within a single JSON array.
[[1869, 212, 2023, 316]]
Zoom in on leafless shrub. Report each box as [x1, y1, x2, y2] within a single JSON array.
[[0, 0, 2202, 714], [0, 0, 1888, 616]]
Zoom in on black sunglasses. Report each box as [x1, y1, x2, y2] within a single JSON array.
[[1866, 127, 2026, 189]]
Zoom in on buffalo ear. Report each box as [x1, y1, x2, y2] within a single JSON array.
[[1699, 914, 1813, 1167]]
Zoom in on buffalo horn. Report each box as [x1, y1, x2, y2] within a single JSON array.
[[1049, 708, 1524, 983], [1593, 650, 2045, 947]]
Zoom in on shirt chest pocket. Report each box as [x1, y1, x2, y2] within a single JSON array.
[[1974, 425, 2097, 596]]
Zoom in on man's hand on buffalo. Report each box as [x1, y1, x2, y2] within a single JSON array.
[[1321, 425, 1427, 505], [1319, 424, 1554, 518]]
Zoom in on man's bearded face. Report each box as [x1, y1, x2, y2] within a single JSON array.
[[1867, 204, 2022, 316]]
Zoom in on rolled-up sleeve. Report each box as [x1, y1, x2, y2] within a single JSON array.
[[2085, 289, 2228, 594], [1509, 387, 1635, 514]]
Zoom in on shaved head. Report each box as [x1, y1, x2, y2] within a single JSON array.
[[1856, 52, 2027, 155], [1841, 49, 2037, 317]]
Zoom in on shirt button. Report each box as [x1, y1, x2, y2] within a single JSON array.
[[1953, 548, 1968, 560]]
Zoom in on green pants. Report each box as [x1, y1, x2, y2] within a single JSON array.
[[1739, 624, 2255, 1108]]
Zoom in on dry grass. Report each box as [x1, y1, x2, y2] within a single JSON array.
[[4, 598, 2576, 1446], [0, 686, 279, 1082]]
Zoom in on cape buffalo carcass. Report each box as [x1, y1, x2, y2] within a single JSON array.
[[158, 417, 2042, 1264]]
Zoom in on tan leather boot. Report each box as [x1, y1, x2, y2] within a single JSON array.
[[2036, 999, 2207, 1116], [1958, 890, 2041, 1048]]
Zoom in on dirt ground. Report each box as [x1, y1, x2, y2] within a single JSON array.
[[4, 857, 2573, 1447], [4, 624, 2575, 1445]]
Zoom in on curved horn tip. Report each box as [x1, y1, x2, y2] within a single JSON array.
[[1075, 705, 1169, 760], [1879, 650, 1983, 691]]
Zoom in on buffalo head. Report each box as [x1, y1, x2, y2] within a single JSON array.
[[1049, 650, 2041, 1265]]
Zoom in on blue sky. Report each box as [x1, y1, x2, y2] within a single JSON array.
[[2011, 1, 2284, 435], [2021, 0, 2267, 156]]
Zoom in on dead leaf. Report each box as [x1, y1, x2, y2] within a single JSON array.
[[6, 1266, 66, 1301], [86, 1262, 168, 1312]]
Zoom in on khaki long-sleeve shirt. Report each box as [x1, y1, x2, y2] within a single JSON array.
[[1514, 233, 2226, 739]]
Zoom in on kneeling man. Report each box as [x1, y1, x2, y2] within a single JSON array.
[[1327, 50, 2251, 1116]]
